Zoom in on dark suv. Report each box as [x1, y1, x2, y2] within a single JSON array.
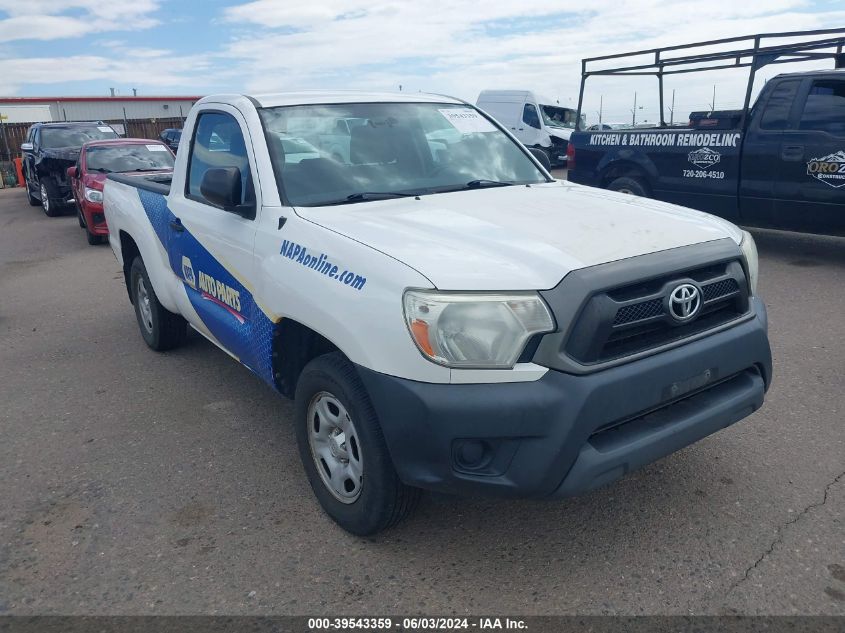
[[158, 128, 182, 153], [21, 122, 118, 216]]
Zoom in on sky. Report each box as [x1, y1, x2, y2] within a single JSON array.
[[1, 0, 844, 125]]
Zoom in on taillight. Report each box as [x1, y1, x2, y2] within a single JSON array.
[[566, 142, 576, 170]]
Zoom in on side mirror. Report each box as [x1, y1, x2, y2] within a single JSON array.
[[528, 147, 551, 172], [67, 166, 78, 179], [21, 142, 34, 152], [200, 167, 254, 217]]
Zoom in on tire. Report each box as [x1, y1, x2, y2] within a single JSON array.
[[294, 352, 420, 535], [86, 230, 104, 246], [39, 178, 62, 217], [607, 176, 649, 197], [129, 256, 186, 351], [26, 184, 41, 207], [77, 204, 86, 228]]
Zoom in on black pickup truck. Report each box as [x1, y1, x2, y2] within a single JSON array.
[[567, 29, 845, 235]]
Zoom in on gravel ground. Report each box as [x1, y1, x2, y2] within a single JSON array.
[[0, 187, 842, 615]]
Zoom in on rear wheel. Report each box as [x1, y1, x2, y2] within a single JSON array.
[[607, 176, 649, 197], [39, 179, 62, 217], [295, 352, 420, 535], [129, 256, 186, 351]]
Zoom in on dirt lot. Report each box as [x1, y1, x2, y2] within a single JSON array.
[[0, 187, 843, 615]]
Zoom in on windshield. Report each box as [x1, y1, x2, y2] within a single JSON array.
[[540, 105, 577, 129], [40, 126, 118, 149], [86, 144, 174, 173], [259, 102, 547, 206]]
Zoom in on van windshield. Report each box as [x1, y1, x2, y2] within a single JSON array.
[[258, 102, 548, 206], [540, 105, 577, 130]]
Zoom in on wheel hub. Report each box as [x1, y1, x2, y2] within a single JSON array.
[[307, 392, 363, 504]]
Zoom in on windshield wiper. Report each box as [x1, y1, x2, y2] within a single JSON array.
[[465, 179, 515, 189], [92, 167, 112, 173], [346, 191, 419, 201]]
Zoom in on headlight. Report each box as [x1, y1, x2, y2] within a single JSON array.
[[84, 187, 103, 203], [403, 290, 555, 368], [740, 230, 759, 295]]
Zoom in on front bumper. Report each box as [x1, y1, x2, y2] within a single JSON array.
[[81, 201, 109, 235], [357, 298, 771, 498]]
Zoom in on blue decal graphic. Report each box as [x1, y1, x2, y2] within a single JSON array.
[[136, 189, 277, 387]]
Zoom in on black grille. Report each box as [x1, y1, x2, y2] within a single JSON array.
[[702, 278, 739, 301], [564, 259, 749, 365], [613, 298, 663, 325]]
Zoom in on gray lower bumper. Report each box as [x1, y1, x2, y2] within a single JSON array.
[[357, 298, 771, 499]]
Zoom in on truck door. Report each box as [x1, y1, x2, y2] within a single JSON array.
[[738, 78, 801, 228], [166, 107, 264, 371], [771, 76, 845, 233]]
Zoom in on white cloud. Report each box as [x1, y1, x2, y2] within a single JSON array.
[[220, 0, 845, 124], [0, 0, 159, 42], [0, 51, 215, 95]]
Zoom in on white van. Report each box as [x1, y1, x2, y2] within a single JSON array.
[[476, 90, 577, 167]]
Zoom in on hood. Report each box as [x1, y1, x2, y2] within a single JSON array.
[[83, 172, 108, 189], [295, 181, 742, 291], [84, 168, 172, 189], [40, 147, 80, 162], [547, 127, 572, 141]]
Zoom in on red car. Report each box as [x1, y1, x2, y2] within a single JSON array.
[[68, 138, 175, 245]]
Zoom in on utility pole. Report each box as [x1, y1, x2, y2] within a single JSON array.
[[598, 95, 603, 126], [0, 111, 10, 163], [709, 85, 716, 111], [630, 93, 642, 126], [668, 89, 676, 126]]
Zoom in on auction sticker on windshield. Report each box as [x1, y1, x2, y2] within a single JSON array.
[[438, 108, 497, 134]]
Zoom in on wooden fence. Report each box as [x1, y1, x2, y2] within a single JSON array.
[[0, 117, 185, 162]]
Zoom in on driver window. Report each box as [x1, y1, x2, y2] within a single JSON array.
[[187, 112, 254, 208], [522, 103, 541, 129]]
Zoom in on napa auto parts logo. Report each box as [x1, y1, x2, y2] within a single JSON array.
[[688, 147, 721, 168], [806, 151, 845, 188]]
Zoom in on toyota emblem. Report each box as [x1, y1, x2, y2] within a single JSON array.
[[669, 283, 701, 322]]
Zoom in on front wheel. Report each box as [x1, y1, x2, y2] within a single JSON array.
[[607, 176, 649, 197], [86, 230, 104, 245], [129, 256, 186, 351], [294, 352, 420, 535], [40, 179, 62, 217]]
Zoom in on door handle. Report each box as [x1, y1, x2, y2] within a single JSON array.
[[169, 218, 185, 232], [781, 145, 805, 161]]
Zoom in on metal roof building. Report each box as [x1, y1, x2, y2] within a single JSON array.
[[0, 96, 201, 124]]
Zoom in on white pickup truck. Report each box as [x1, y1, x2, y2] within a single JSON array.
[[104, 92, 772, 535]]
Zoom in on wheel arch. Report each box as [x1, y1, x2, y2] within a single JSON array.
[[272, 318, 343, 399], [599, 159, 653, 189], [119, 230, 141, 304]]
